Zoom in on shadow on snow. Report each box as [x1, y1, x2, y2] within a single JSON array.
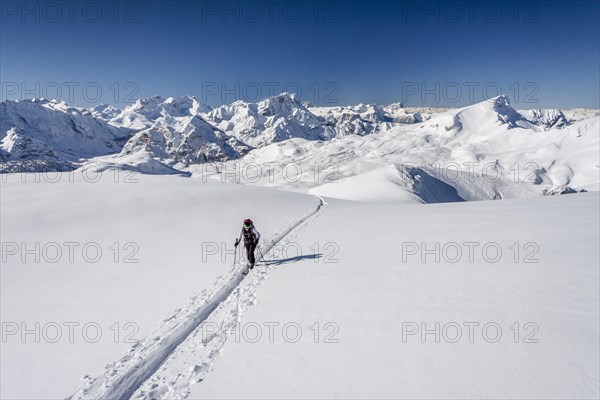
[[260, 253, 323, 266]]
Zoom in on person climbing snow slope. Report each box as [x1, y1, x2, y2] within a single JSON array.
[[235, 219, 261, 270]]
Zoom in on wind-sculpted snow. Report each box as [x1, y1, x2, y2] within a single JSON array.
[[69, 196, 325, 400]]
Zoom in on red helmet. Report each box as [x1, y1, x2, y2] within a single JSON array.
[[243, 219, 253, 228]]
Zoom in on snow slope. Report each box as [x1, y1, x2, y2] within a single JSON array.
[[309, 164, 465, 203], [1, 174, 598, 399], [189, 193, 599, 399], [0, 172, 317, 399]]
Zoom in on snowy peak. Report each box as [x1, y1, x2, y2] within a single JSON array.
[[162, 96, 213, 116], [310, 102, 425, 136], [120, 113, 249, 165], [0, 99, 129, 160], [486, 94, 531, 128], [108, 95, 212, 130], [108, 96, 165, 130], [490, 93, 511, 107], [256, 92, 324, 130], [420, 95, 537, 136], [257, 92, 303, 116], [87, 104, 121, 120], [520, 109, 569, 129], [204, 93, 332, 147], [476, 96, 570, 130], [130, 95, 166, 114]]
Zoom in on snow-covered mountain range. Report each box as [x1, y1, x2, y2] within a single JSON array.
[[1, 94, 598, 198]]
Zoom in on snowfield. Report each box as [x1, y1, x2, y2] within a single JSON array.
[[1, 173, 598, 399], [189, 193, 600, 400], [1, 94, 599, 399], [0, 173, 317, 399]]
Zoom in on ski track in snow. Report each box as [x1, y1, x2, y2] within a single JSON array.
[[69, 196, 327, 400]]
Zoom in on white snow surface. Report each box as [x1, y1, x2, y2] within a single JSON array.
[[1, 94, 599, 399], [1, 172, 598, 399], [0, 173, 317, 399], [189, 193, 600, 400]]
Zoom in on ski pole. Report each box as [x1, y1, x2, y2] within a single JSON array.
[[233, 239, 239, 267], [257, 245, 265, 263]]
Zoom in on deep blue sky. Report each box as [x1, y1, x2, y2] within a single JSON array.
[[1, 0, 599, 108]]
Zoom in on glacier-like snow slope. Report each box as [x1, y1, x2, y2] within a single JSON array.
[[0, 172, 317, 399], [188, 193, 599, 399]]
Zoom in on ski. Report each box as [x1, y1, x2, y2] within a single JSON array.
[[242, 264, 251, 275]]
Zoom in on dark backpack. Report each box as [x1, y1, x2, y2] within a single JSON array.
[[242, 225, 257, 245]]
